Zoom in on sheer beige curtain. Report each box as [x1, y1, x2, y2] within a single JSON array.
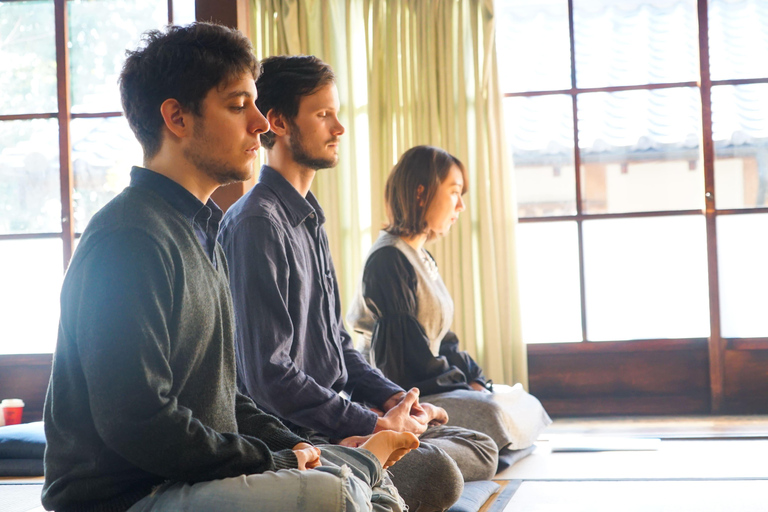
[[249, 0, 527, 387]]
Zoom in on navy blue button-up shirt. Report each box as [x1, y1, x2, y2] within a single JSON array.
[[219, 166, 403, 439], [130, 166, 222, 267]]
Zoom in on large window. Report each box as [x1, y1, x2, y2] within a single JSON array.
[[0, 0, 195, 354], [498, 0, 768, 413]]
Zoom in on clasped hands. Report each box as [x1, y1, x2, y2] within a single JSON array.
[[341, 388, 448, 450], [293, 388, 445, 470]]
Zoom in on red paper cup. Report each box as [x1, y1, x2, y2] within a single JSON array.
[[1, 399, 25, 425]]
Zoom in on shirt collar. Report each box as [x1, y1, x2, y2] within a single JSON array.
[[129, 166, 223, 226], [258, 165, 325, 227]]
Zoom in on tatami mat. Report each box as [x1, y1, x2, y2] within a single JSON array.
[[0, 483, 43, 512], [501, 479, 768, 512], [544, 415, 768, 439], [496, 439, 768, 480]]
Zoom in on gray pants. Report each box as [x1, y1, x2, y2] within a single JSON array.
[[424, 390, 516, 450], [388, 425, 498, 512], [128, 445, 404, 512]]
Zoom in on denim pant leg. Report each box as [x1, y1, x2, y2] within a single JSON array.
[[320, 445, 405, 512], [128, 461, 376, 512]]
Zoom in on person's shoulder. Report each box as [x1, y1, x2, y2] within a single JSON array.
[[366, 245, 414, 275], [77, 187, 186, 257], [91, 186, 179, 226], [219, 184, 291, 249], [223, 182, 286, 228]]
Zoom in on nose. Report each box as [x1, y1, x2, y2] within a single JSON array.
[[332, 115, 345, 137], [456, 195, 466, 212], [249, 105, 270, 135]]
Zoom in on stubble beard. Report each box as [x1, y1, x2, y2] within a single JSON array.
[[288, 119, 338, 170], [184, 118, 253, 186]]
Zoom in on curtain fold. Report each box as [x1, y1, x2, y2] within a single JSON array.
[[249, 0, 527, 387]]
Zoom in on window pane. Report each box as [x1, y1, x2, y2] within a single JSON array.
[[72, 117, 140, 232], [68, 0, 168, 113], [573, 0, 698, 88], [505, 95, 576, 217], [0, 119, 61, 235], [516, 221, 583, 343], [712, 84, 768, 209], [583, 216, 710, 341], [0, 0, 57, 115], [0, 239, 62, 354], [718, 214, 768, 338], [578, 89, 703, 213], [709, 0, 768, 81], [496, 0, 571, 92], [172, 0, 196, 25]]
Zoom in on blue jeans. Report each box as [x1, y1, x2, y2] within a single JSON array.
[[128, 445, 404, 512]]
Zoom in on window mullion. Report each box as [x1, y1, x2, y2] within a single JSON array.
[[55, 0, 74, 271], [567, 0, 588, 343], [696, 0, 724, 413]]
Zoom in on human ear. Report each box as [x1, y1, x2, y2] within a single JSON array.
[[159, 98, 189, 138], [267, 110, 288, 137]]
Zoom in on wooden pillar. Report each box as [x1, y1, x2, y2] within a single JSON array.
[[196, 0, 257, 212]]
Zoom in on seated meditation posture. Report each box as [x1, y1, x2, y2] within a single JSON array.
[[219, 56, 498, 512], [347, 145, 534, 455], [41, 23, 418, 512]]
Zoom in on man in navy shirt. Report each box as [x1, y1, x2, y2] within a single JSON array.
[[220, 55, 498, 512]]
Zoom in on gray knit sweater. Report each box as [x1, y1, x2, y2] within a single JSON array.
[[42, 185, 305, 512]]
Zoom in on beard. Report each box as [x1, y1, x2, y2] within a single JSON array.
[[184, 118, 253, 186], [288, 119, 338, 170]]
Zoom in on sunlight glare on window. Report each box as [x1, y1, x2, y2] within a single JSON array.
[[516, 222, 583, 343], [0, 239, 63, 354], [583, 216, 710, 341], [717, 214, 768, 338], [68, 0, 168, 113]]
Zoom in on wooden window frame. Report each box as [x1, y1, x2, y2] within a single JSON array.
[[0, 0, 176, 270], [0, 0, 247, 423], [509, 0, 768, 416]]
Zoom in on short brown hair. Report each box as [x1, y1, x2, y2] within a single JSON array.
[[255, 55, 336, 149], [384, 145, 468, 240]]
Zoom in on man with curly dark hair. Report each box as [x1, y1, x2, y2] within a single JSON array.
[[42, 23, 417, 512]]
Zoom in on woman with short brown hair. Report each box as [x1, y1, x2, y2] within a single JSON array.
[[348, 146, 550, 457]]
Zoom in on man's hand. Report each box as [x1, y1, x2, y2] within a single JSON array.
[[374, 388, 429, 435], [381, 391, 405, 413], [470, 381, 491, 393], [292, 442, 322, 470], [419, 402, 449, 426]]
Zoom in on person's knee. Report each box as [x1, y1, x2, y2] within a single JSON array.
[[313, 464, 375, 512], [421, 426, 499, 481], [463, 430, 498, 480], [390, 444, 463, 511]]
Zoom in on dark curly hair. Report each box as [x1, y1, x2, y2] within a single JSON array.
[[255, 55, 335, 149], [119, 23, 258, 159], [384, 145, 468, 240]]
